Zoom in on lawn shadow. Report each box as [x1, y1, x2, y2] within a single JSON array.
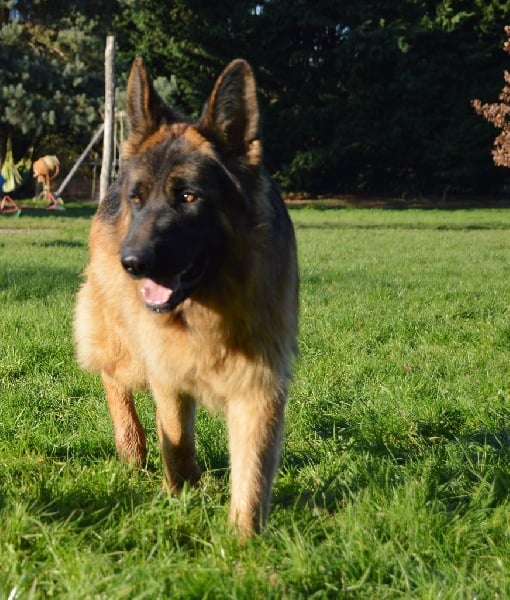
[[32, 239, 86, 248], [293, 220, 510, 232], [24, 440, 158, 528], [286, 195, 510, 210], [15, 204, 97, 219], [277, 422, 510, 515], [34, 477, 154, 530], [1, 265, 84, 299]]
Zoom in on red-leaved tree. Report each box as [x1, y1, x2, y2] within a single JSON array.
[[472, 26, 510, 167]]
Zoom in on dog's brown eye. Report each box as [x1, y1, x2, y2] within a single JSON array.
[[129, 187, 143, 206], [182, 192, 196, 203], [129, 182, 151, 207]]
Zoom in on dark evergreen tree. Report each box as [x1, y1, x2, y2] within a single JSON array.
[[1, 0, 509, 196], [0, 0, 117, 170]]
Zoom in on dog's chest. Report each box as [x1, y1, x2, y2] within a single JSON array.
[[138, 307, 253, 407]]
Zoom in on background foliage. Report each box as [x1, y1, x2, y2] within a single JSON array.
[[1, 0, 510, 196]]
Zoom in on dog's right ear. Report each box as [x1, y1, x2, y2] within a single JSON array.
[[124, 57, 180, 154]]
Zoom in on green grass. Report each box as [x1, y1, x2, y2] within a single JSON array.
[[1, 204, 509, 598]]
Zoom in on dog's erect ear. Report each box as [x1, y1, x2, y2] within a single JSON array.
[[125, 57, 180, 152], [199, 59, 261, 166]]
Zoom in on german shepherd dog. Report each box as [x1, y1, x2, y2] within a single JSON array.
[[74, 57, 298, 536]]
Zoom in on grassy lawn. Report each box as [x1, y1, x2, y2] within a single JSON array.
[[0, 204, 509, 598]]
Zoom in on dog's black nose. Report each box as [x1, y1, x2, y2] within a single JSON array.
[[121, 250, 155, 278]]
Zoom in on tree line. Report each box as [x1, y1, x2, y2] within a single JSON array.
[[1, 0, 509, 198]]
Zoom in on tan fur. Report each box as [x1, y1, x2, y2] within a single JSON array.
[[74, 59, 298, 537]]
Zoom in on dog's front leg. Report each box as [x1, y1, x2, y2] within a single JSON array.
[[102, 371, 147, 467], [151, 383, 201, 493], [227, 391, 286, 536]]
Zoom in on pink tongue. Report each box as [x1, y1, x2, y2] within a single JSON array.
[[141, 277, 180, 307]]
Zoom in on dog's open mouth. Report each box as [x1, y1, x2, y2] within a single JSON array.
[[140, 252, 209, 313]]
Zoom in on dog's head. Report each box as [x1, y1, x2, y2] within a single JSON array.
[[115, 57, 262, 313]]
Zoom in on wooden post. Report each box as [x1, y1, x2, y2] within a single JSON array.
[[100, 35, 115, 203]]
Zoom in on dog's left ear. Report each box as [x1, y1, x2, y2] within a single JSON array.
[[199, 59, 261, 167]]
